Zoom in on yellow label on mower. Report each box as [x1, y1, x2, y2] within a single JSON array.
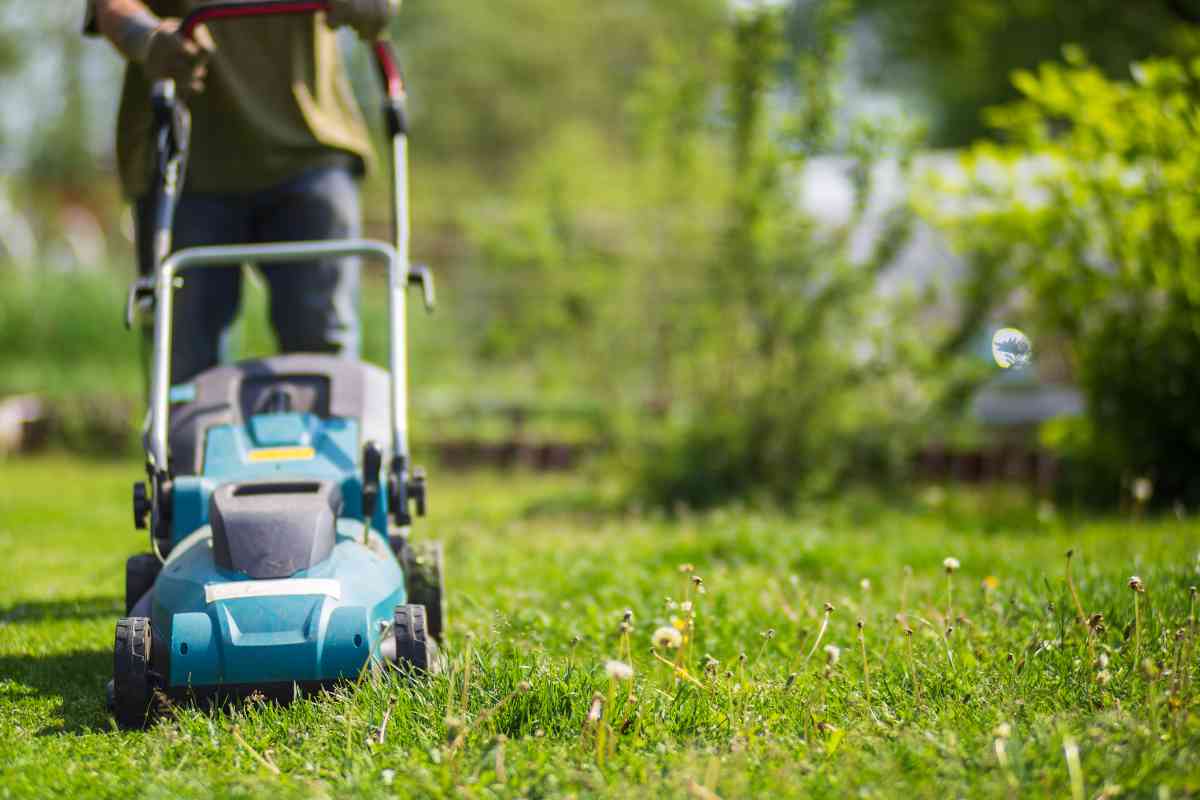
[[247, 446, 316, 463]]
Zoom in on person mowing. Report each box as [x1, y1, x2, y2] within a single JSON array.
[[87, 0, 398, 383]]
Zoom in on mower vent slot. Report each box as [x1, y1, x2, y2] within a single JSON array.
[[233, 482, 322, 497]]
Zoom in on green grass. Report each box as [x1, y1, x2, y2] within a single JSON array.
[[1, 457, 1198, 798]]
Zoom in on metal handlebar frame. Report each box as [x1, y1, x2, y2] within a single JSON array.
[[135, 1, 427, 535]]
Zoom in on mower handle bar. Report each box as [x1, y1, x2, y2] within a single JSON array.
[[179, 1, 406, 103], [182, 1, 330, 39], [146, 239, 412, 472]]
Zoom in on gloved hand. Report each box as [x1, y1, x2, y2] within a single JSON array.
[[143, 19, 215, 95], [327, 0, 399, 40]]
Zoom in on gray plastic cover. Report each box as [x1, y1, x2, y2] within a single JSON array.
[[209, 480, 343, 579]]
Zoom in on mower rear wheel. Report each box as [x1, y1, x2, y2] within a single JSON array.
[[399, 539, 445, 642], [393, 604, 430, 672], [112, 616, 155, 729]]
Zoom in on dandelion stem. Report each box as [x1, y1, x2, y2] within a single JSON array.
[[596, 677, 616, 769], [1063, 736, 1085, 800], [1064, 550, 1087, 624], [460, 636, 474, 714], [903, 628, 921, 706], [946, 572, 954, 628], [801, 605, 833, 671], [1133, 591, 1142, 675], [857, 619, 871, 708], [232, 725, 281, 776], [651, 650, 705, 688]]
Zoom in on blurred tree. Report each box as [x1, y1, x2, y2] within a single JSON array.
[[393, 0, 725, 181], [855, 0, 1200, 146], [0, 29, 23, 151], [27, 26, 95, 188]]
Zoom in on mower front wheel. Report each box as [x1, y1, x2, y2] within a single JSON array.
[[112, 616, 155, 729]]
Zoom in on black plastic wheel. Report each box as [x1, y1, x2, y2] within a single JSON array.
[[112, 616, 154, 729], [399, 539, 445, 642], [393, 604, 430, 672], [124, 553, 161, 614]]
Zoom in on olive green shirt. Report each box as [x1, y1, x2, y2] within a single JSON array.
[[107, 2, 373, 197]]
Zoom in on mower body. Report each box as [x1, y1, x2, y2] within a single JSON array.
[[147, 355, 405, 696]]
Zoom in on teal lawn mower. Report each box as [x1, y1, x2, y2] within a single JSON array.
[[109, 1, 442, 729]]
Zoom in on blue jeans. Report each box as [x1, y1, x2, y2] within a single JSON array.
[[136, 165, 362, 384]]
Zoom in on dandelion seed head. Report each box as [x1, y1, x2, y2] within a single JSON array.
[[1132, 477, 1153, 503], [823, 602, 835, 614], [1129, 576, 1145, 593], [605, 660, 634, 681], [623, 609, 634, 623], [994, 722, 1011, 739], [652, 626, 683, 649], [680, 601, 694, 614], [824, 644, 841, 665], [943, 557, 961, 573], [860, 578, 871, 592], [587, 693, 603, 722], [517, 681, 532, 693], [678, 563, 695, 574]]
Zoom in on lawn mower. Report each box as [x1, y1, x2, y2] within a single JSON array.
[[108, 1, 443, 729]]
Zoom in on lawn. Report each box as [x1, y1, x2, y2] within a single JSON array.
[[0, 456, 1197, 798]]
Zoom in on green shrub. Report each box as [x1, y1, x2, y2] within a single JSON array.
[[925, 50, 1200, 506]]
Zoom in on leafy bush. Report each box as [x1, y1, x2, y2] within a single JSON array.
[[925, 50, 1200, 506]]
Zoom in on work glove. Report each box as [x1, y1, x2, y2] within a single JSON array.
[[142, 19, 215, 96], [327, 0, 399, 40]]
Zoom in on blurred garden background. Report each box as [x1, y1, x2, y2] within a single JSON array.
[[4, 4, 1200, 796], [3, 0, 1200, 512]]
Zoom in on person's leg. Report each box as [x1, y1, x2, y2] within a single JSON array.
[[134, 193, 251, 384], [251, 165, 361, 358]]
